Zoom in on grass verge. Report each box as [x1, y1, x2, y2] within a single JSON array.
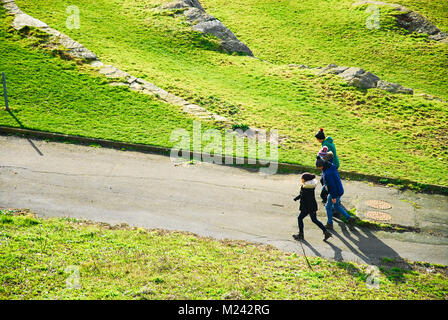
[[1, 209, 447, 300]]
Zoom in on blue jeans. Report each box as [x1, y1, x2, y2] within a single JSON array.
[[325, 194, 351, 225]]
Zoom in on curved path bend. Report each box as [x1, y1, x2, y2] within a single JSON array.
[[1, 135, 447, 265]]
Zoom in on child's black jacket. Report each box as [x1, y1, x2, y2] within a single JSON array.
[[294, 181, 318, 213]]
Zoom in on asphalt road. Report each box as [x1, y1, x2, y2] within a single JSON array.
[[1, 135, 447, 265]]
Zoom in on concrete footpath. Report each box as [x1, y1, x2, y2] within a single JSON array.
[[1, 135, 447, 265]]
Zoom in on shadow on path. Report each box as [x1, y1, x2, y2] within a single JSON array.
[[7, 110, 43, 156], [295, 216, 416, 283], [331, 218, 403, 265]]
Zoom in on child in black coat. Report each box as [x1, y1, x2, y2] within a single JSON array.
[[293, 173, 332, 242]]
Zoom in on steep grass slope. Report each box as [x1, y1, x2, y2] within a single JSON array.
[[0, 6, 218, 148], [202, 0, 448, 100]]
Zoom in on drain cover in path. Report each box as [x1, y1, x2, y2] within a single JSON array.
[[365, 211, 392, 222], [365, 200, 392, 210]]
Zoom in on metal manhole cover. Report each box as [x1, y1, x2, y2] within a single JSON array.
[[365, 211, 392, 222], [365, 200, 392, 210]]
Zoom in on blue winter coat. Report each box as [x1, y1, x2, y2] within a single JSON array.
[[322, 163, 344, 198]]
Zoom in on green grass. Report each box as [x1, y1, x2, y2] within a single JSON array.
[[2, 0, 448, 187], [1, 209, 447, 300], [0, 12, 223, 148], [202, 0, 448, 100]]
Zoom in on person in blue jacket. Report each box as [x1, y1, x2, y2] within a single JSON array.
[[315, 156, 354, 230]]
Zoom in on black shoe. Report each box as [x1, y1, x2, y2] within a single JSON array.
[[325, 224, 333, 230], [293, 233, 304, 241], [348, 217, 356, 225], [323, 231, 332, 241]]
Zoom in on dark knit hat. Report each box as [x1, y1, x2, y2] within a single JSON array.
[[315, 128, 325, 140], [315, 156, 326, 168], [301, 172, 316, 181]]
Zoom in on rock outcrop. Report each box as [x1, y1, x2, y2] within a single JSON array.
[[353, 1, 448, 42], [4, 0, 98, 61], [161, 0, 254, 56], [376, 80, 414, 95], [338, 67, 380, 89], [319, 64, 413, 94]]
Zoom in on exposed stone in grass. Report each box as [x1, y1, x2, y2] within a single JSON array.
[[319, 64, 413, 93], [377, 80, 414, 95], [353, 1, 448, 42], [161, 0, 254, 56], [337, 67, 380, 89], [288, 64, 311, 69], [415, 93, 444, 102]]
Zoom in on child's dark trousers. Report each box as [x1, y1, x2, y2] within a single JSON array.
[[297, 211, 327, 233]]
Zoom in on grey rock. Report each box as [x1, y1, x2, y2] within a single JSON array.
[[318, 64, 413, 93], [329, 66, 349, 75], [140, 81, 161, 92], [288, 64, 310, 69], [184, 7, 215, 23], [42, 27, 62, 37], [68, 47, 98, 60], [338, 68, 379, 89], [317, 63, 338, 74], [162, 0, 204, 11], [325, 63, 339, 69], [126, 76, 137, 84], [89, 60, 104, 68], [377, 80, 413, 94], [415, 93, 443, 101], [348, 72, 380, 89], [129, 82, 143, 91], [395, 11, 441, 36], [339, 67, 366, 80], [12, 13, 48, 30], [164, 0, 254, 56], [99, 65, 130, 79], [348, 71, 380, 89], [221, 40, 253, 56], [429, 32, 448, 41], [319, 64, 348, 75], [353, 1, 447, 41], [193, 20, 238, 41], [3, 0, 23, 15], [183, 0, 204, 11], [161, 1, 190, 10]]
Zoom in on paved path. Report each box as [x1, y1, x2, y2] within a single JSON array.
[[1, 135, 447, 265]]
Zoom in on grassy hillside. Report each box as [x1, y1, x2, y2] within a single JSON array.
[[1, 209, 447, 300], [0, 6, 221, 148], [3, 0, 448, 186], [202, 0, 448, 100]]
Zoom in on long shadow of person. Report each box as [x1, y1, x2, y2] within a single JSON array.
[[334, 219, 403, 264], [327, 218, 414, 283], [300, 239, 323, 258]]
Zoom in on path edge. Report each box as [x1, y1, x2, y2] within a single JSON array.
[[1, 125, 446, 195]]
